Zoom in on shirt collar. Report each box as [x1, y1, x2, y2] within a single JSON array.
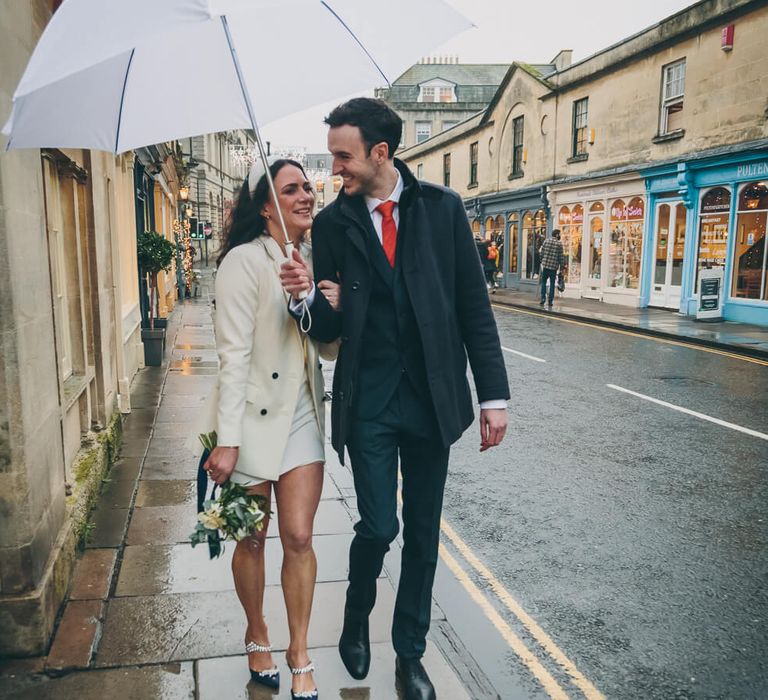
[[365, 169, 403, 215]]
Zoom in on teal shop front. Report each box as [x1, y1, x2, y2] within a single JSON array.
[[641, 145, 768, 326]]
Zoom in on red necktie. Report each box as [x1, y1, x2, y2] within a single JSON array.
[[375, 200, 397, 267]]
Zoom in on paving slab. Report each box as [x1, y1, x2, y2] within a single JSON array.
[[135, 479, 196, 508], [157, 393, 210, 408], [141, 457, 199, 481], [46, 599, 103, 671], [69, 549, 117, 600], [126, 504, 196, 546], [118, 437, 150, 459], [196, 642, 470, 700], [96, 580, 395, 666], [98, 477, 137, 510], [0, 663, 195, 700], [145, 438, 199, 462], [115, 533, 357, 597], [155, 406, 203, 424], [86, 506, 130, 549], [153, 420, 203, 439], [107, 457, 143, 483]]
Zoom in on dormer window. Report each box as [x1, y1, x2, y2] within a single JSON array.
[[418, 79, 457, 103]]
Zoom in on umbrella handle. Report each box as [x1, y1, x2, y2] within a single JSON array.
[[284, 242, 308, 301]]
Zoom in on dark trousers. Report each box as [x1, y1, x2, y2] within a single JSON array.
[[540, 267, 557, 304], [345, 380, 449, 659]]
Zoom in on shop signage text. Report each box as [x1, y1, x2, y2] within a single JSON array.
[[736, 162, 768, 179]]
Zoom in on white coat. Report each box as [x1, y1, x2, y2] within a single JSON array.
[[199, 236, 332, 482]]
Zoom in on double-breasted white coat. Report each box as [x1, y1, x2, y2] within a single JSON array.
[[199, 236, 331, 483]]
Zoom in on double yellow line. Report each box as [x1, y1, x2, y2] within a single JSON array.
[[439, 518, 605, 700]]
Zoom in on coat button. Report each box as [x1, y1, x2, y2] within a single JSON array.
[[260, 409, 268, 416], [351, 281, 360, 290], [272, 372, 279, 379]]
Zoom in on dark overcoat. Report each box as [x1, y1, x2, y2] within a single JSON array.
[[306, 160, 509, 459]]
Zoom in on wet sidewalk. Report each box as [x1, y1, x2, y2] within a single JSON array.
[[491, 287, 768, 359], [0, 271, 471, 699]]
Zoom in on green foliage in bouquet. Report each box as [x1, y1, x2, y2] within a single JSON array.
[[190, 482, 269, 559], [191, 431, 269, 559]]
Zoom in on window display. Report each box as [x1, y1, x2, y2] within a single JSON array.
[[588, 201, 604, 281], [696, 187, 730, 291], [557, 205, 583, 285], [508, 212, 518, 273], [521, 209, 546, 280], [608, 197, 644, 289], [732, 182, 768, 300]]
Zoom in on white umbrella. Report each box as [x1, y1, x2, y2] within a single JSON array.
[[3, 0, 472, 245]]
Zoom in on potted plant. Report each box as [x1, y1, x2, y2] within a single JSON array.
[[138, 230, 176, 366]]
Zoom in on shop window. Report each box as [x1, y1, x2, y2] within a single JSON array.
[[572, 98, 588, 157], [732, 182, 768, 300], [608, 197, 644, 289], [512, 116, 524, 176], [570, 205, 583, 284], [469, 142, 478, 186], [471, 218, 481, 236], [508, 212, 519, 273], [415, 122, 432, 144], [696, 187, 731, 290], [558, 206, 571, 281], [660, 59, 685, 134], [588, 206, 604, 281], [443, 153, 451, 188], [521, 209, 546, 280]]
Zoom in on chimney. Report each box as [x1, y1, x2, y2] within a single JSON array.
[[551, 49, 573, 72]]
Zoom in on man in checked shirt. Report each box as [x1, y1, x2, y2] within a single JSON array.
[[539, 228, 565, 308]]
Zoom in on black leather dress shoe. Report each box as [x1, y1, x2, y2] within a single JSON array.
[[338, 611, 370, 680], [395, 657, 436, 700]]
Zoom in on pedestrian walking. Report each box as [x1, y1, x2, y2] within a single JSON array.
[[280, 98, 509, 700], [539, 229, 564, 308], [485, 239, 499, 290], [202, 158, 339, 700]]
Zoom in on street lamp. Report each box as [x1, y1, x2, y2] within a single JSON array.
[[179, 185, 189, 201]]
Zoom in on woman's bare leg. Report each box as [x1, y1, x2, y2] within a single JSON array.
[[231, 481, 274, 673], [274, 461, 324, 694]]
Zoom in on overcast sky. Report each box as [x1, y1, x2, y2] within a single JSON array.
[[260, 0, 694, 153]]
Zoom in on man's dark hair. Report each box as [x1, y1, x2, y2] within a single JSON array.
[[551, 229, 561, 238], [324, 97, 402, 158]]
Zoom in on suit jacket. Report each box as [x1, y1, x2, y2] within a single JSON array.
[[196, 237, 329, 482], [306, 160, 509, 458]]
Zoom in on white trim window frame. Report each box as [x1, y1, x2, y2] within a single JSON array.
[[660, 59, 686, 134], [415, 121, 432, 144]]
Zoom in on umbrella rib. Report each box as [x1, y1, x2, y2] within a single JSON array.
[[320, 1, 391, 87], [115, 49, 136, 154]]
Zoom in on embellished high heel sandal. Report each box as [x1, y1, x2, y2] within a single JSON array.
[[289, 659, 318, 700], [246, 641, 280, 690]]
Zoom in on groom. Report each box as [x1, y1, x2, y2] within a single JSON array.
[[281, 98, 509, 699]]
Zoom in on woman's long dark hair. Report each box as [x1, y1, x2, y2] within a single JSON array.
[[216, 158, 306, 266]]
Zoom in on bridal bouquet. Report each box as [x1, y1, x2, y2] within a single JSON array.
[[190, 431, 269, 558]]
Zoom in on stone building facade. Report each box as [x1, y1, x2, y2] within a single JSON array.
[[400, 0, 768, 324], [0, 0, 183, 655]]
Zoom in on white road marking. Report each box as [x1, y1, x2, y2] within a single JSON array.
[[607, 384, 768, 441], [502, 346, 547, 363]]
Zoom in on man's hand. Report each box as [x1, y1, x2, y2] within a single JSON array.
[[279, 248, 313, 300], [479, 408, 507, 452], [318, 280, 341, 311], [203, 446, 239, 485]]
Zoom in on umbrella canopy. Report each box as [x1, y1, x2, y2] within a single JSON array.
[[3, 0, 473, 153]]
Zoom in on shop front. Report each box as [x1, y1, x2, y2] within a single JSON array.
[[467, 185, 549, 290], [643, 148, 768, 326], [548, 174, 646, 306]]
